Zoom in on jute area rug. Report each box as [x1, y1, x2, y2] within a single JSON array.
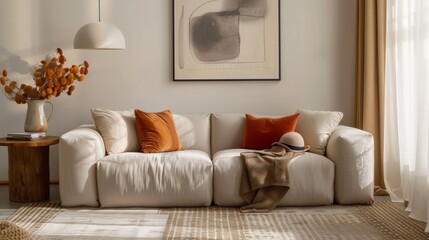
[[3, 201, 429, 239]]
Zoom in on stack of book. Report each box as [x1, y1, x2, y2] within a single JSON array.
[[6, 132, 47, 141]]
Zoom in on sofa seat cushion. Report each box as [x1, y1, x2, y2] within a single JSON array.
[[97, 150, 213, 207], [213, 149, 334, 206]]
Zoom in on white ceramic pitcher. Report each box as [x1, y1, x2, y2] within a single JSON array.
[[24, 99, 53, 132]]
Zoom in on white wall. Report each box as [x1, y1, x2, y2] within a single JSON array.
[[0, 0, 356, 181]]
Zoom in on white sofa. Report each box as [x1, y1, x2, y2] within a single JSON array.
[[59, 113, 374, 207]]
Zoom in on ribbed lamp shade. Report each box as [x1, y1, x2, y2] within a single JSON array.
[[74, 22, 126, 50]]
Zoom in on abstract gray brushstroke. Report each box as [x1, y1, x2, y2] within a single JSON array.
[[191, 11, 240, 61], [189, 0, 267, 62]]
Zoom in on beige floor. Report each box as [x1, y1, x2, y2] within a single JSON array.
[[0, 185, 401, 221], [0, 184, 60, 220]]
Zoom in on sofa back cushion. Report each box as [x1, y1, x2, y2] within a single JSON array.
[[175, 114, 211, 154], [211, 113, 246, 155]]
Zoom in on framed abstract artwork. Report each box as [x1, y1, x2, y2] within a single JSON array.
[[173, 0, 280, 81]]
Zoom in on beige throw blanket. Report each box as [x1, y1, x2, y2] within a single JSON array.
[[240, 146, 302, 213]]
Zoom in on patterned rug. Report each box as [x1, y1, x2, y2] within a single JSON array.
[[4, 201, 429, 239]]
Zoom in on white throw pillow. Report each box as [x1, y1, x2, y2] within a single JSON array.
[[295, 109, 343, 155], [91, 108, 140, 154], [91, 108, 196, 154]]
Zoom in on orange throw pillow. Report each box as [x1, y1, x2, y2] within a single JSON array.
[[135, 109, 183, 153], [242, 113, 300, 150]]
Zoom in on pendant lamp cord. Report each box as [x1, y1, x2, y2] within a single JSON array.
[[98, 0, 101, 22]]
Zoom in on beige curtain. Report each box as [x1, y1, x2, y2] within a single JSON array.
[[355, 0, 388, 195]]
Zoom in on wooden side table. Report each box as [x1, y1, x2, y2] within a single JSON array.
[[0, 136, 59, 202]]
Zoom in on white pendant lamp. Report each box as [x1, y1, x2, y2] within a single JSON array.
[[74, 0, 125, 50]]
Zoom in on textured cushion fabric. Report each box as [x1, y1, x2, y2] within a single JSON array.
[[173, 114, 196, 149], [59, 125, 105, 207], [211, 113, 246, 155], [242, 113, 300, 150], [326, 126, 374, 204], [91, 108, 140, 154], [175, 114, 211, 154], [213, 149, 334, 206], [97, 150, 213, 207], [135, 109, 183, 153], [295, 109, 343, 155]]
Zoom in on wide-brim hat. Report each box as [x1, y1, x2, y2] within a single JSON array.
[[272, 132, 310, 152]]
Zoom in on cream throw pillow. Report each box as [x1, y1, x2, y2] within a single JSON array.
[[91, 108, 140, 154], [91, 108, 196, 154], [295, 109, 343, 155]]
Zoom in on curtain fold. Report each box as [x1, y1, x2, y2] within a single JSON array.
[[355, 0, 388, 194], [384, 0, 429, 231]]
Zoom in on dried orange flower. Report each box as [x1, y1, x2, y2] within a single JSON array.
[[4, 85, 12, 94], [71, 66, 79, 74], [28, 88, 38, 99], [23, 86, 33, 94], [59, 55, 66, 64], [1, 47, 89, 104], [59, 78, 67, 85], [46, 69, 54, 77], [35, 79, 44, 86], [40, 90, 47, 97], [14, 94, 25, 104], [34, 71, 42, 77], [56, 69, 63, 77]]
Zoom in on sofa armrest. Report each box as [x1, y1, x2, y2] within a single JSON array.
[[59, 124, 105, 207], [326, 126, 374, 204]]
